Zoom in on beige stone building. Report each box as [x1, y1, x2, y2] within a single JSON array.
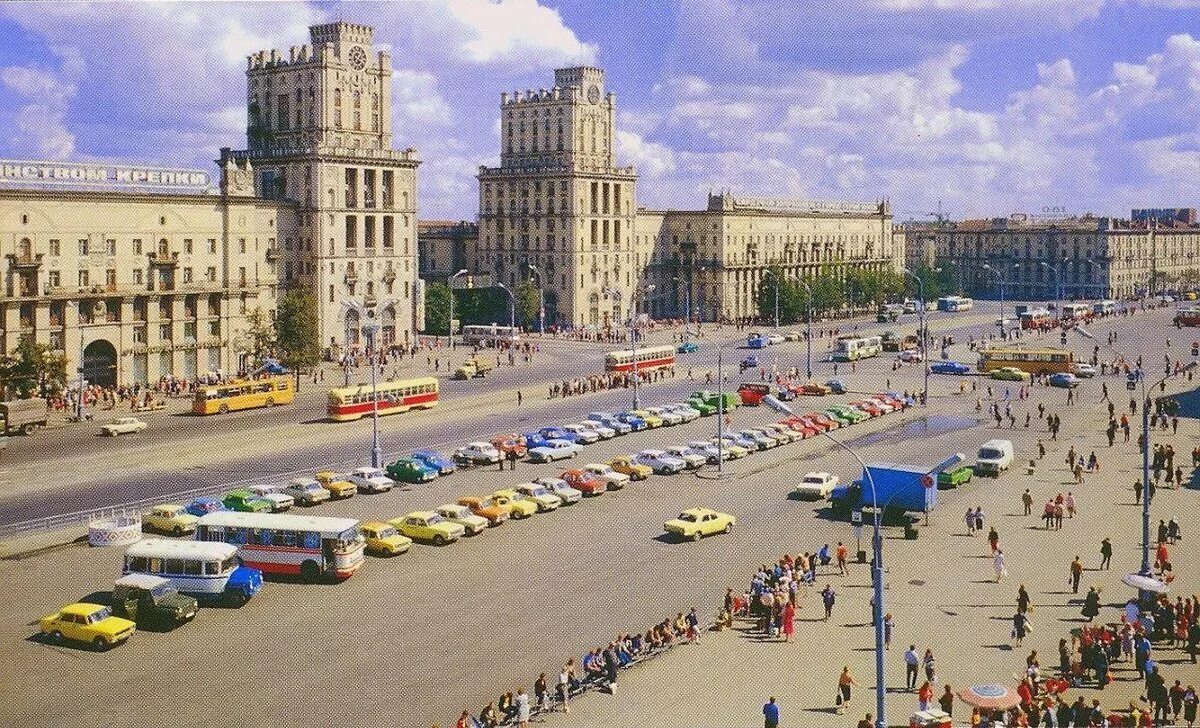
[[417, 221, 475, 281], [475, 67, 639, 327], [933, 211, 1200, 301], [0, 21, 424, 388], [637, 193, 903, 322]]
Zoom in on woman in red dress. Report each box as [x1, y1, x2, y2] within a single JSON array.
[[782, 601, 796, 642]]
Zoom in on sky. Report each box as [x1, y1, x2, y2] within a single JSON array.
[[1, 0, 1199, 221]]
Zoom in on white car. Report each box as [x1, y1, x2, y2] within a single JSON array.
[[664, 445, 707, 470], [664, 404, 701, 423], [346, 466, 396, 494], [739, 429, 778, 449], [581, 463, 631, 490], [759, 423, 796, 444], [767, 333, 785, 345], [794, 471, 839, 500], [634, 449, 687, 474], [579, 420, 617, 440], [1073, 362, 1097, 378], [99, 417, 147, 436], [903, 301, 918, 314], [246, 484, 295, 512], [514, 483, 565, 511], [562, 424, 601, 444], [435, 503, 489, 535], [898, 349, 923, 363], [284, 477, 332, 506], [588, 412, 632, 435], [455, 441, 501, 464], [646, 406, 683, 426], [864, 397, 897, 414], [528, 439, 582, 462], [687, 440, 726, 462], [533, 476, 583, 504]]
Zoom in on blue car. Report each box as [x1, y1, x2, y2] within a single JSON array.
[[540, 426, 580, 443], [411, 449, 456, 476], [740, 355, 760, 371], [616, 412, 647, 431], [1048, 372, 1080, 388], [184, 496, 226, 517], [677, 341, 699, 354], [523, 432, 551, 450], [930, 360, 971, 375], [826, 379, 847, 394]]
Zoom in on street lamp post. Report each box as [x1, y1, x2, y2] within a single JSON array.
[[801, 280, 814, 380], [342, 298, 391, 469], [762, 395, 885, 728], [982, 262, 1018, 339], [1040, 260, 1064, 317], [527, 263, 545, 336], [448, 269, 468, 350], [902, 268, 930, 405], [495, 283, 517, 345]]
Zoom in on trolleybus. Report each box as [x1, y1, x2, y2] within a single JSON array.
[[978, 346, 1074, 375], [832, 335, 882, 362], [192, 377, 295, 415]]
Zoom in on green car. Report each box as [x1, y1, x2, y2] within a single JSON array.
[[937, 465, 974, 489], [686, 398, 717, 416], [221, 489, 272, 513], [827, 405, 867, 424], [385, 457, 438, 484]]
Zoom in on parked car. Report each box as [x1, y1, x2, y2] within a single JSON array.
[[587, 412, 632, 434], [628, 409, 664, 428], [740, 355, 760, 371], [390, 512, 465, 545], [491, 489, 542, 517], [434, 504, 489, 535], [314, 471, 358, 499], [384, 458, 437, 484], [562, 424, 601, 444], [528, 439, 582, 462], [739, 428, 778, 449], [184, 497, 226, 517], [111, 573, 198, 630], [1048, 372, 1081, 388], [608, 454, 653, 480], [578, 420, 617, 439], [664, 403, 701, 422], [540, 426, 581, 443], [677, 341, 700, 353], [581, 463, 631, 490], [990, 366, 1031, 382], [246, 484, 295, 512], [221, 489, 272, 513], [937, 465, 974, 489], [345, 466, 396, 493], [931, 360, 972, 375], [713, 436, 751, 459], [634, 449, 687, 474], [826, 379, 847, 395], [797, 382, 831, 396], [663, 508, 736, 541], [456, 441, 502, 464], [411, 449, 457, 475], [360, 521, 413, 556], [40, 603, 135, 650], [687, 440, 727, 463], [534, 477, 583, 504], [1073, 363, 1097, 378], [284, 477, 331, 506], [793, 472, 839, 500], [897, 349, 923, 363], [663, 445, 708, 469], [143, 504, 199, 535], [558, 469, 607, 496], [512, 483, 565, 512], [99, 417, 147, 436], [456, 496, 511, 526], [490, 434, 528, 458]]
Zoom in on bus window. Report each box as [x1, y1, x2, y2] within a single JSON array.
[[228, 528, 248, 545], [185, 560, 203, 576], [148, 558, 163, 573], [204, 561, 219, 576], [222, 556, 238, 573], [129, 556, 149, 572], [272, 530, 298, 548], [303, 532, 321, 549], [164, 558, 185, 575]]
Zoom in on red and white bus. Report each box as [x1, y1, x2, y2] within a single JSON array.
[[604, 345, 676, 373], [195, 511, 365, 582], [1020, 309, 1053, 330], [1175, 307, 1200, 327], [327, 377, 439, 422], [1060, 303, 1094, 322]]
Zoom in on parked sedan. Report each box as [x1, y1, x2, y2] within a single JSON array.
[[360, 521, 413, 556], [528, 439, 583, 462], [931, 360, 972, 375], [534, 477, 583, 504], [221, 489, 273, 513], [435, 503, 489, 535], [634, 449, 687, 474], [797, 382, 831, 396], [455, 441, 502, 464], [687, 440, 728, 463], [579, 420, 617, 440], [663, 508, 736, 542], [384, 458, 437, 484], [283, 478, 331, 506], [645, 406, 683, 426], [1049, 372, 1081, 388], [562, 424, 601, 444], [40, 603, 135, 651], [558, 469, 607, 496], [184, 497, 226, 517], [664, 445, 708, 470], [390, 512, 465, 545], [246, 484, 295, 512], [345, 466, 396, 493], [581, 463, 631, 490], [663, 404, 702, 423], [411, 449, 457, 475], [143, 504, 199, 536], [491, 489, 542, 517], [456, 496, 511, 526], [509, 484, 564, 512], [738, 428, 778, 449], [608, 455, 653, 480], [712, 437, 751, 459], [99, 417, 147, 436]]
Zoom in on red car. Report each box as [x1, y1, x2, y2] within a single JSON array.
[[491, 433, 528, 458], [851, 401, 884, 417], [736, 383, 771, 406], [560, 469, 607, 496], [805, 412, 840, 431], [781, 419, 818, 439], [797, 382, 831, 396]]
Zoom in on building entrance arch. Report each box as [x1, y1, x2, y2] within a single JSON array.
[[82, 339, 118, 388]]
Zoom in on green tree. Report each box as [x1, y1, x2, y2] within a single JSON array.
[[424, 282, 451, 335], [515, 281, 540, 330], [274, 290, 321, 386], [0, 336, 66, 398], [239, 306, 277, 364], [808, 266, 846, 314]]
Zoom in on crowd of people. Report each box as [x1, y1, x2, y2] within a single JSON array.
[[547, 366, 675, 399]]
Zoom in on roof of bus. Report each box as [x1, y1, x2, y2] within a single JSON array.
[[196, 511, 360, 533], [980, 345, 1070, 353], [327, 377, 438, 396], [605, 345, 676, 357], [194, 376, 288, 392], [125, 538, 238, 559]]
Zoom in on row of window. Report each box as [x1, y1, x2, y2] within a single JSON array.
[[200, 525, 323, 550], [45, 266, 256, 289], [124, 556, 237, 577], [25, 237, 267, 257]]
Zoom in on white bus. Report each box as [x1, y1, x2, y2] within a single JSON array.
[[1092, 300, 1116, 315], [1060, 303, 1093, 321], [832, 335, 883, 362], [196, 511, 365, 583], [122, 539, 263, 606], [460, 324, 521, 346]]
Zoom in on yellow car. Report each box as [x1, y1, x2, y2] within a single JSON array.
[[990, 366, 1031, 382], [435, 504, 490, 536], [314, 471, 357, 499], [360, 521, 413, 556], [663, 508, 737, 541], [142, 504, 199, 536], [491, 489, 539, 518], [609, 455, 653, 481], [630, 409, 664, 428], [712, 437, 750, 459], [389, 511, 465, 545], [40, 602, 136, 651]]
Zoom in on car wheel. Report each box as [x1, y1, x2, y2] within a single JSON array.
[[265, 397, 275, 407], [172, 526, 184, 537], [92, 637, 107, 651], [433, 534, 447, 546], [50, 630, 63, 644], [218, 403, 229, 414], [691, 532, 702, 542], [300, 560, 320, 583], [224, 590, 248, 608], [723, 523, 732, 534]]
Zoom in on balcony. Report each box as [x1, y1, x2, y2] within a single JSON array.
[[148, 251, 179, 266], [6, 253, 43, 269], [265, 247, 280, 262]]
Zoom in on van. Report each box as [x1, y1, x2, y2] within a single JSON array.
[[975, 439, 1014, 476], [454, 358, 493, 379]]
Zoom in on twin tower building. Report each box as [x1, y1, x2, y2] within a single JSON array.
[[0, 21, 899, 387]]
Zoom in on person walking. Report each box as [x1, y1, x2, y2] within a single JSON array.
[[883, 613, 894, 650], [821, 584, 836, 621], [904, 645, 920, 690], [534, 673, 549, 715], [1022, 489, 1033, 516], [1070, 556, 1084, 594], [515, 688, 530, 728], [1017, 584, 1031, 615], [965, 508, 977, 535], [782, 600, 795, 643], [918, 680, 934, 712], [1099, 537, 1112, 570], [939, 685, 955, 717], [988, 527, 1000, 555], [836, 666, 858, 714], [763, 696, 780, 728], [1013, 610, 1032, 646], [557, 661, 572, 714], [994, 549, 1007, 582], [922, 648, 937, 683]]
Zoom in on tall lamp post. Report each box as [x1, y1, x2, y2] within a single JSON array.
[[763, 395, 886, 728], [342, 297, 391, 469], [762, 269, 781, 331], [981, 262, 1018, 339], [902, 268, 930, 405], [801, 280, 814, 380], [527, 263, 545, 336], [603, 284, 655, 410], [1039, 260, 1064, 317], [448, 269, 468, 350], [1075, 326, 1196, 586], [495, 282, 517, 338]]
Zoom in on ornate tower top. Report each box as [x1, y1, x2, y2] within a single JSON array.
[[309, 22, 374, 46]]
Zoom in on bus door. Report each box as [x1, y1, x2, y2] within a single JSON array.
[[321, 537, 335, 568]]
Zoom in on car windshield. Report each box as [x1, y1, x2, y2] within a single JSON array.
[[980, 448, 1003, 459], [677, 513, 699, 522], [530, 487, 548, 497], [90, 606, 113, 621], [478, 498, 495, 508], [441, 507, 466, 518], [150, 584, 173, 599], [375, 526, 399, 538], [425, 514, 444, 525], [803, 476, 823, 484]]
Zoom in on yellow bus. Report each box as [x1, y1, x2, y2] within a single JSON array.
[[192, 377, 295, 415], [327, 377, 439, 422], [977, 346, 1074, 375]]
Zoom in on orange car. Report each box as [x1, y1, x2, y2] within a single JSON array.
[[491, 433, 528, 458], [457, 495, 511, 526], [559, 469, 607, 496]]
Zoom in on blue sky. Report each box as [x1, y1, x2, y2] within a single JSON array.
[[1, 0, 1199, 220]]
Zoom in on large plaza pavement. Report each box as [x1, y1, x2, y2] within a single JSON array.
[[1, 302, 1196, 726]]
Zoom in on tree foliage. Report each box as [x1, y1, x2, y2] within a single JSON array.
[[0, 336, 67, 398], [424, 282, 452, 335], [274, 290, 321, 371], [905, 263, 959, 301], [515, 281, 541, 329]]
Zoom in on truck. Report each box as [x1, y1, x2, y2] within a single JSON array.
[[453, 357, 494, 379], [0, 398, 48, 435], [830, 454, 964, 526]]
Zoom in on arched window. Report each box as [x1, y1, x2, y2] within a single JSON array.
[[353, 90, 362, 131], [18, 238, 32, 259], [158, 239, 169, 256], [333, 88, 342, 128]]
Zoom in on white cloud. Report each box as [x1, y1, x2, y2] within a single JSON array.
[[392, 70, 454, 128], [616, 130, 677, 178], [441, 0, 596, 66]]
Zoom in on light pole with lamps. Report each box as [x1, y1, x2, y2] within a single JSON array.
[[495, 283, 517, 351], [527, 263, 545, 336], [1039, 260, 1064, 316], [901, 268, 930, 405], [981, 262, 1019, 338], [801, 280, 814, 380], [447, 269, 468, 350], [342, 297, 392, 469]]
